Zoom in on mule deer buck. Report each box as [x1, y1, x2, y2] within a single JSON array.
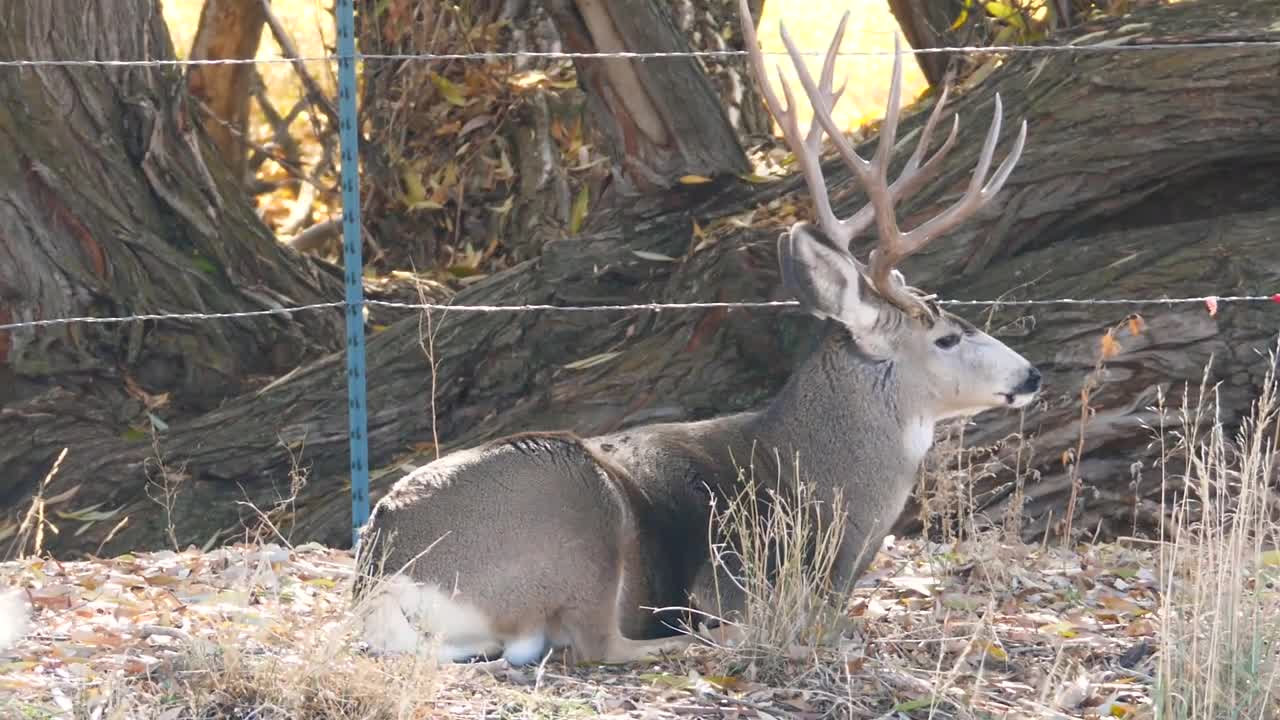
[[353, 0, 1040, 665]]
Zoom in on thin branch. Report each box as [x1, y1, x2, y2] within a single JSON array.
[[259, 0, 339, 129]]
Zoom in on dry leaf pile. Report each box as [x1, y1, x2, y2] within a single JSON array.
[[0, 536, 1165, 718]]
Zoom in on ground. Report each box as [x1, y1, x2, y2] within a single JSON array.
[[0, 536, 1162, 718]]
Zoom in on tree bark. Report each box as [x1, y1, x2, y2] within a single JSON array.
[[186, 0, 269, 183], [545, 0, 748, 196], [0, 0, 344, 534], [669, 0, 772, 141], [2, 0, 1278, 557]]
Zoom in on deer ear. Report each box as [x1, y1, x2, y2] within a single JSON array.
[[778, 223, 883, 333]]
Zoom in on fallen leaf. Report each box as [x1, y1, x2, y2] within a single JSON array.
[[563, 352, 620, 371]]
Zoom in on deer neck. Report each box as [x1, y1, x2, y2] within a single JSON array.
[[748, 322, 932, 489]]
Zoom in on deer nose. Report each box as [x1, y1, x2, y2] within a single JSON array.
[[1015, 367, 1042, 395]]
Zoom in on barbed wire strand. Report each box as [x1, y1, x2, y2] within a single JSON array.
[[2, 295, 1275, 331], [0, 39, 1276, 68]]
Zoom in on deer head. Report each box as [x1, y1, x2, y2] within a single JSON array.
[[741, 1, 1039, 419]]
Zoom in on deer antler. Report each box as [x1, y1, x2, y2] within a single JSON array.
[[739, 0, 1027, 318]]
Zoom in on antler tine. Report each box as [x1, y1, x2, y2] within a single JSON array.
[[781, 33, 959, 255], [786, 32, 1027, 316], [867, 97, 1027, 311], [738, 0, 853, 248], [841, 84, 960, 238]]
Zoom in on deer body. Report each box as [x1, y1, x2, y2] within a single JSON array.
[[354, 0, 1041, 665]]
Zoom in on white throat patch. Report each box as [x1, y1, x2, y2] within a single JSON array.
[[903, 418, 936, 465]]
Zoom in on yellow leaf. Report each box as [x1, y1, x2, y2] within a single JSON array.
[[1038, 621, 1079, 638], [429, 72, 467, 107], [632, 250, 677, 263], [983, 641, 1008, 660], [702, 675, 742, 690], [402, 165, 428, 205], [55, 503, 121, 522], [738, 172, 776, 184], [984, 1, 1027, 31], [984, 1, 1018, 20], [570, 184, 590, 234], [563, 352, 620, 371], [1100, 332, 1122, 359], [1127, 314, 1146, 336], [639, 673, 690, 688], [949, 0, 973, 30], [507, 70, 548, 89], [678, 174, 712, 185]]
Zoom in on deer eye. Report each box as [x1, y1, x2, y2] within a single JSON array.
[[934, 333, 961, 350]]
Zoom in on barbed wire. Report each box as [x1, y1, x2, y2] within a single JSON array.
[[0, 39, 1276, 69], [2, 294, 1275, 331]]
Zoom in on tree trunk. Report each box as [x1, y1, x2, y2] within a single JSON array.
[[886, 0, 967, 86], [545, 0, 748, 196], [0, 0, 343, 535], [186, 0, 269, 183], [3, 0, 1278, 557], [669, 0, 772, 142]]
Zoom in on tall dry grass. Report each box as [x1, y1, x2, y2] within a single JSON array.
[[1154, 348, 1280, 719], [699, 448, 852, 682]]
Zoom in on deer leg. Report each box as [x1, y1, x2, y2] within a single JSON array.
[[598, 632, 697, 665]]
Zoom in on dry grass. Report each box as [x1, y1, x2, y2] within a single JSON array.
[[1153, 351, 1280, 719], [697, 447, 851, 686]]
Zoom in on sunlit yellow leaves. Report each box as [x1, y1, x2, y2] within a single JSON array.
[[507, 70, 549, 90], [428, 71, 467, 107], [569, 185, 590, 234], [1039, 620, 1080, 638], [985, 1, 1027, 30]]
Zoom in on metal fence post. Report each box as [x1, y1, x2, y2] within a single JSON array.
[[335, 0, 370, 547]]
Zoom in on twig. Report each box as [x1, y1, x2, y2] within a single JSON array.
[[248, 71, 303, 172], [8, 448, 67, 560], [139, 625, 194, 643], [259, 0, 339, 129], [193, 99, 317, 186], [287, 218, 341, 252]]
